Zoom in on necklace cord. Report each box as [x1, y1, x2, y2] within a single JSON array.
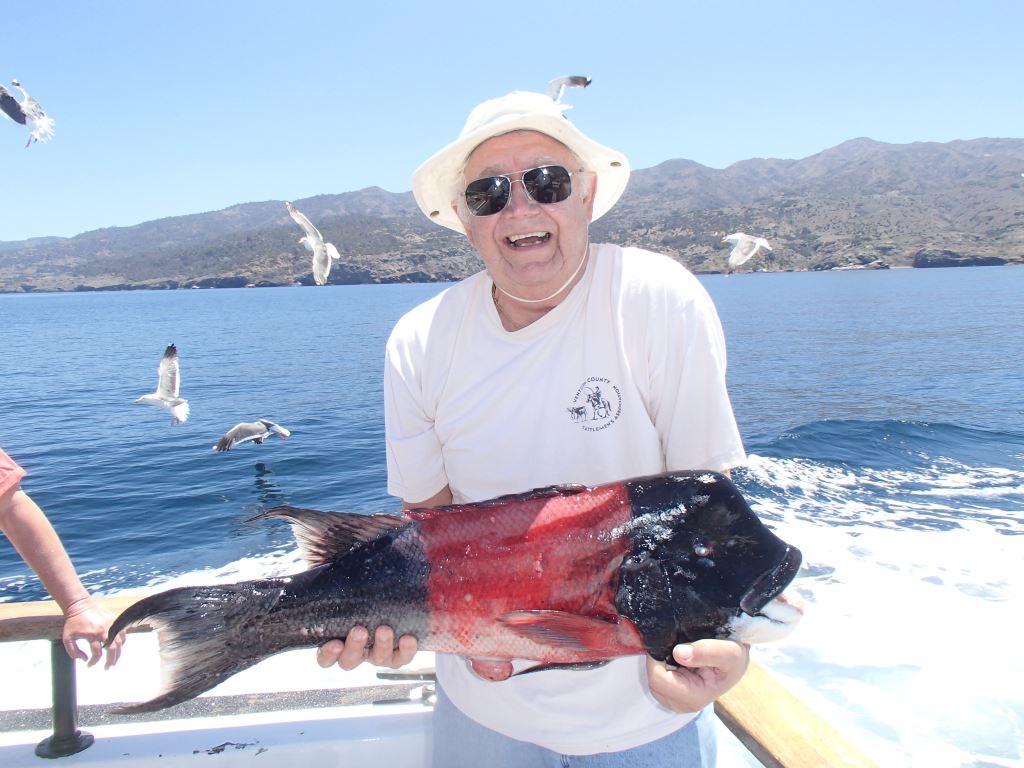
[[493, 248, 588, 304]]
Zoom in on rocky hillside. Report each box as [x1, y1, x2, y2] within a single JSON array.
[[1, 137, 1022, 292]]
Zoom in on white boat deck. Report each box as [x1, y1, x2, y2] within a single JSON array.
[[2, 703, 433, 767], [0, 636, 762, 767]]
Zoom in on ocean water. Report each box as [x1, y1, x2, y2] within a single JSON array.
[[1, 265, 1022, 767]]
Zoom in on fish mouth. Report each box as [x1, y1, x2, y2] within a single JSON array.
[[739, 546, 802, 616]]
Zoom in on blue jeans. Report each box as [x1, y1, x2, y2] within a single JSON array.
[[431, 684, 717, 767]]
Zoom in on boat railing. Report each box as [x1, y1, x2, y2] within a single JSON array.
[[0, 597, 146, 758], [0, 597, 877, 767]]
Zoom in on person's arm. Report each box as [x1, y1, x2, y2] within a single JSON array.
[[0, 484, 124, 667], [315, 485, 453, 672]]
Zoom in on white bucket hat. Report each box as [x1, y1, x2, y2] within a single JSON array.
[[412, 91, 630, 234]]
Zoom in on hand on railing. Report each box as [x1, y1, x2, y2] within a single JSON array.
[[62, 596, 126, 669]]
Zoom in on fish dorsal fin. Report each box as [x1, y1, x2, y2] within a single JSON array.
[[482, 483, 588, 506], [254, 506, 407, 568], [405, 483, 588, 521], [498, 610, 621, 652]]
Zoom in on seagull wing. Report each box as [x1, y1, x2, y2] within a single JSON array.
[[287, 202, 331, 282], [156, 344, 181, 399], [213, 421, 266, 451], [213, 433, 235, 451], [727, 235, 772, 267], [260, 419, 291, 438], [312, 245, 331, 285], [0, 85, 26, 124], [11, 81, 53, 143], [286, 202, 323, 243], [324, 242, 341, 261], [547, 75, 591, 103], [728, 238, 758, 267]]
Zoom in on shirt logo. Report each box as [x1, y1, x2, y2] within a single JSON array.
[[567, 377, 622, 432]]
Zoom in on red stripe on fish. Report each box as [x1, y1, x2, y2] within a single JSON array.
[[416, 482, 645, 661]]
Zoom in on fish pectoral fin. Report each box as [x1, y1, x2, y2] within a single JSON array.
[[511, 660, 611, 676], [499, 610, 623, 653]]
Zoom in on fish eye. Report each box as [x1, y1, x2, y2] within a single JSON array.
[[693, 541, 713, 558]]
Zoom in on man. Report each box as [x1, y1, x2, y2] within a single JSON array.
[[0, 448, 124, 667], [319, 90, 747, 765]]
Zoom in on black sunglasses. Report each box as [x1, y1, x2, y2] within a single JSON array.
[[464, 165, 574, 217]]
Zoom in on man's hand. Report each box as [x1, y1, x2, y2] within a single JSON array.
[[646, 639, 749, 712], [316, 625, 418, 671]]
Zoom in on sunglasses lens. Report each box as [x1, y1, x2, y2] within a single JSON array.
[[523, 166, 572, 204], [465, 176, 511, 216], [464, 166, 573, 217]]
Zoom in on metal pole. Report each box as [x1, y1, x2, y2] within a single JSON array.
[[34, 639, 94, 758]]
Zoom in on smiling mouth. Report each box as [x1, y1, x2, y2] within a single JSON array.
[[507, 232, 551, 248]]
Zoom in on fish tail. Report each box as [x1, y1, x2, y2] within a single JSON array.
[[108, 582, 285, 713]]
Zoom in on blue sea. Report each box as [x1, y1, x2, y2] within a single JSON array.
[[1, 266, 1022, 767]]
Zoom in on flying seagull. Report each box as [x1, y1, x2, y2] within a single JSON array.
[[133, 344, 190, 425], [0, 79, 55, 147], [547, 75, 591, 103], [723, 232, 773, 270], [285, 202, 340, 285], [212, 419, 291, 451]]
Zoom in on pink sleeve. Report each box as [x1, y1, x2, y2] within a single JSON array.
[[0, 448, 27, 497]]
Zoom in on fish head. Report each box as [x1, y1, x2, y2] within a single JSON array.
[[615, 471, 802, 659]]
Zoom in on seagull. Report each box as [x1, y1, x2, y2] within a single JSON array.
[[285, 202, 340, 285], [723, 232, 773, 270], [212, 419, 291, 451], [0, 79, 55, 147], [133, 344, 190, 425], [547, 75, 591, 103]]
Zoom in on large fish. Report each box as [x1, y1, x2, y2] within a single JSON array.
[[107, 471, 803, 713]]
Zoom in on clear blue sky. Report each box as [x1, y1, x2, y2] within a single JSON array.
[[2, 1, 1021, 242]]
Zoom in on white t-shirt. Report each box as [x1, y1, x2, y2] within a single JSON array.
[[384, 243, 746, 755]]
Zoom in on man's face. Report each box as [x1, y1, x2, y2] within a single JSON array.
[[459, 131, 596, 301]]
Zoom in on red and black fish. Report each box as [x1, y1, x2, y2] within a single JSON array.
[[107, 470, 803, 713]]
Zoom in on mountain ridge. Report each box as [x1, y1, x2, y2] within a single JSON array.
[[2, 136, 1021, 292]]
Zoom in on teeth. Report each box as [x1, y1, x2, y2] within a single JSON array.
[[508, 232, 549, 243]]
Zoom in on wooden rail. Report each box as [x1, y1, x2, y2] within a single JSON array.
[[0, 597, 876, 767], [0, 596, 149, 642], [716, 660, 877, 768]]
